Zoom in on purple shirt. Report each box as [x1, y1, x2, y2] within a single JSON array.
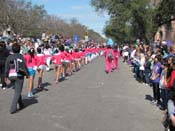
[[152, 62, 162, 83]]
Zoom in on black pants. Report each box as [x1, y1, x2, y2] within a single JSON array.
[[10, 77, 24, 113], [123, 56, 128, 63], [152, 83, 160, 103], [169, 125, 175, 131], [0, 67, 6, 88], [139, 70, 145, 82]]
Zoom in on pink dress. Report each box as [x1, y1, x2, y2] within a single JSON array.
[[114, 50, 120, 70], [36, 54, 46, 70], [105, 48, 115, 73], [51, 53, 63, 66]]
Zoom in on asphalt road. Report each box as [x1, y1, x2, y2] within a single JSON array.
[[0, 57, 164, 131]]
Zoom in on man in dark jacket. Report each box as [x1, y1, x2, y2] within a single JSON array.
[[0, 41, 9, 89], [5, 43, 29, 114]]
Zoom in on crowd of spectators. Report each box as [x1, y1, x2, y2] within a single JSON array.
[[120, 41, 175, 130]]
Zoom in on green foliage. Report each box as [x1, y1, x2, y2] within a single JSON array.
[[0, 0, 105, 42], [91, 0, 158, 43]]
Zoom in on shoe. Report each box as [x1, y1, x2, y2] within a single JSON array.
[[10, 110, 17, 114], [37, 86, 43, 91], [46, 67, 50, 71], [159, 106, 166, 111], [2, 87, 6, 90], [27, 93, 31, 97], [150, 100, 157, 105], [27, 92, 34, 98]]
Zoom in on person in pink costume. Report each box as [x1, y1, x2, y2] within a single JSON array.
[[35, 47, 47, 90], [105, 45, 115, 73], [24, 48, 37, 97], [51, 49, 64, 84], [113, 45, 120, 70]]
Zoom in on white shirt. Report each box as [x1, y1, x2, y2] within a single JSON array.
[[139, 58, 145, 70]]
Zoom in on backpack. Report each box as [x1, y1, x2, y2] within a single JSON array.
[[8, 57, 27, 80], [108, 50, 113, 60], [15, 58, 28, 76]]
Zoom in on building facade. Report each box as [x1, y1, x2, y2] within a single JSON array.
[[153, 0, 175, 43]]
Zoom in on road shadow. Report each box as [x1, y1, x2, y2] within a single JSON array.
[[32, 82, 51, 95], [19, 96, 38, 112], [7, 82, 14, 89], [42, 82, 52, 88], [59, 77, 68, 82], [145, 94, 153, 102], [46, 68, 54, 72], [49, 68, 54, 71]]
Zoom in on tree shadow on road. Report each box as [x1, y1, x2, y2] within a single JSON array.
[[145, 94, 153, 102]]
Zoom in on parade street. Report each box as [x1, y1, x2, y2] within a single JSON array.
[[0, 58, 163, 131]]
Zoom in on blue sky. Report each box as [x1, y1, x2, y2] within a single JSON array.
[[29, 0, 109, 37]]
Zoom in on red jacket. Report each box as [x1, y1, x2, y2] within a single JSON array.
[[167, 70, 175, 89]]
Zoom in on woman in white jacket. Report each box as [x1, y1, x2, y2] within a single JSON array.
[[134, 52, 145, 82], [139, 53, 146, 83]]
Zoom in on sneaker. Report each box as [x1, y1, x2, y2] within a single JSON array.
[[46, 67, 50, 71], [27, 92, 34, 98], [159, 106, 166, 111], [2, 87, 6, 90], [27, 93, 31, 97], [10, 110, 17, 114], [150, 100, 157, 105]]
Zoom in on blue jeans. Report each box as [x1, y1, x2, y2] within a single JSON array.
[[161, 89, 169, 108], [134, 65, 140, 79], [145, 72, 151, 84]]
